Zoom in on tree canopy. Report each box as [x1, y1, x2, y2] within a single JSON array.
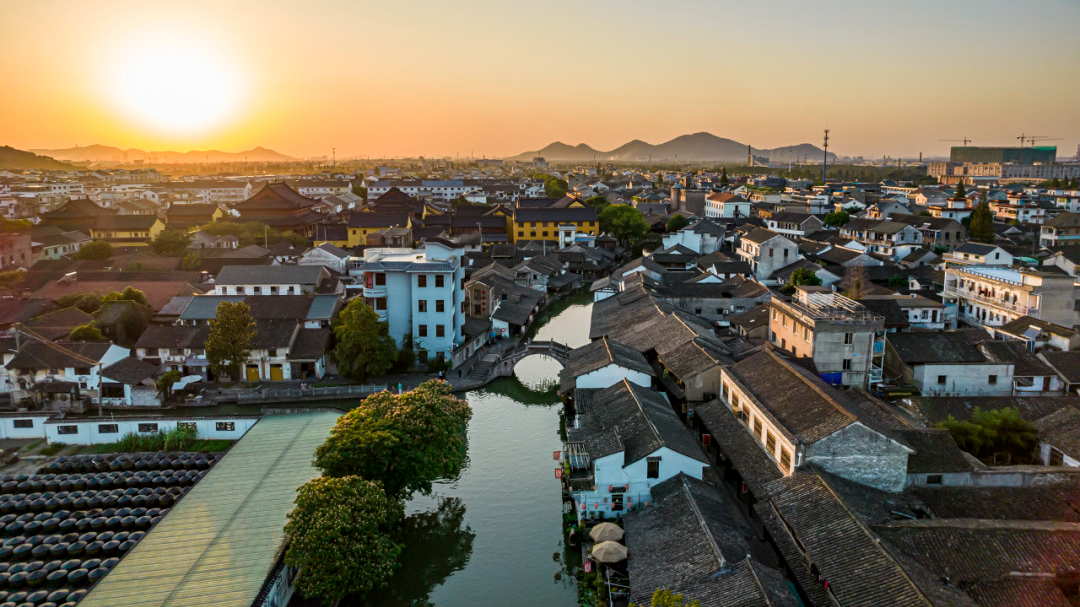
[[719, 167, 729, 187], [103, 286, 148, 307], [666, 214, 689, 232], [205, 301, 256, 381], [156, 370, 183, 403], [968, 195, 995, 244], [0, 270, 24, 296], [331, 298, 398, 382], [937, 406, 1038, 464], [284, 476, 404, 604], [73, 240, 113, 260], [197, 220, 309, 248], [583, 194, 609, 210], [789, 267, 822, 287], [824, 210, 850, 227], [953, 180, 966, 200], [151, 229, 192, 256], [600, 204, 649, 246], [69, 322, 106, 342], [313, 380, 472, 499]]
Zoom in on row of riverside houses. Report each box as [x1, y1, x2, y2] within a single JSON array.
[[557, 283, 1080, 606], [2, 181, 626, 411]]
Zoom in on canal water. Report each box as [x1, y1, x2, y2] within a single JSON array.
[[361, 291, 594, 607]]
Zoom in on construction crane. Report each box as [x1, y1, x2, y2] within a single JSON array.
[[1028, 136, 1063, 147], [1017, 133, 1051, 147], [939, 137, 973, 146]]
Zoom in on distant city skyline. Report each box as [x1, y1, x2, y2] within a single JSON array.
[[2, 0, 1078, 160]]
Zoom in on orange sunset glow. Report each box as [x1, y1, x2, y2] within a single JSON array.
[[3, 0, 1079, 158]]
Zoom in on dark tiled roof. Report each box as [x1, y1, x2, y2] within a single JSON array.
[[625, 474, 792, 607], [23, 306, 95, 340], [897, 429, 972, 474], [1033, 406, 1080, 460], [134, 325, 210, 350], [567, 380, 707, 465], [694, 400, 783, 496], [913, 484, 1080, 523], [347, 211, 411, 228], [914, 396, 1079, 424], [288, 328, 330, 360], [757, 473, 933, 607], [6, 341, 114, 370], [251, 320, 298, 349], [559, 337, 654, 393], [953, 242, 1001, 255], [726, 350, 855, 445], [741, 227, 783, 245], [998, 315, 1076, 338], [215, 265, 326, 286], [874, 519, 1080, 597], [1041, 351, 1080, 384], [886, 330, 988, 364], [101, 356, 158, 385], [95, 215, 159, 230], [512, 207, 598, 223]]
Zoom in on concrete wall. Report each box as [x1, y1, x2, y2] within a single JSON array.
[[804, 422, 911, 492], [1039, 442, 1080, 467], [912, 362, 1013, 397]]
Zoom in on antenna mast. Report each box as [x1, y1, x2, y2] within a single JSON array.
[[822, 128, 830, 182]]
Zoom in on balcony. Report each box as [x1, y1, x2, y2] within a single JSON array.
[[363, 285, 387, 298], [942, 285, 1035, 316]]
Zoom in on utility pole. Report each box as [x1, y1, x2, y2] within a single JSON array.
[[822, 129, 830, 182], [332, 148, 336, 171]]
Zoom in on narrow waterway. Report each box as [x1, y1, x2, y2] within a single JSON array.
[[360, 292, 594, 606]]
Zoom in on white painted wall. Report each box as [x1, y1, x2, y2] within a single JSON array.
[[0, 415, 53, 439], [43, 417, 258, 445], [575, 447, 706, 519], [575, 365, 651, 391]]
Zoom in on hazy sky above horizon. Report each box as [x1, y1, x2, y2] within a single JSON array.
[[3, 0, 1079, 159]]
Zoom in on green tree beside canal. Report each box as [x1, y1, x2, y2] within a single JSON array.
[[314, 380, 473, 498], [205, 301, 256, 382], [286, 380, 474, 603], [284, 476, 404, 603], [331, 298, 398, 382]]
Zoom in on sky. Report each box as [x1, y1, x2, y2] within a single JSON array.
[[2, 0, 1079, 160]]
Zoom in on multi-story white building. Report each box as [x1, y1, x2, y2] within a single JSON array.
[[704, 192, 751, 218], [736, 228, 798, 283], [942, 265, 1080, 329], [839, 218, 923, 260], [349, 240, 466, 366]]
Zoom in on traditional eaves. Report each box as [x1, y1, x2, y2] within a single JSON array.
[[725, 350, 855, 445], [558, 337, 654, 393], [101, 356, 158, 385], [1033, 406, 1080, 461], [757, 473, 933, 607]]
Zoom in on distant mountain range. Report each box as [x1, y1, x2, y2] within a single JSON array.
[[28, 144, 294, 164], [507, 132, 836, 164], [0, 146, 74, 171]]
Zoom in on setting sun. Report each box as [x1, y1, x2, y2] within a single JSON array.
[[104, 39, 244, 137]]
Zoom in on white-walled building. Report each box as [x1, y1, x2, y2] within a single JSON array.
[[213, 265, 332, 296], [564, 381, 708, 519], [736, 228, 799, 283], [942, 265, 1079, 329], [704, 192, 751, 219]]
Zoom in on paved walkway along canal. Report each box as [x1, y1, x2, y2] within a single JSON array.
[[354, 292, 595, 606]]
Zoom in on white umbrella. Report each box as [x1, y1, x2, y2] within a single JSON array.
[[590, 540, 628, 563], [589, 522, 625, 543]]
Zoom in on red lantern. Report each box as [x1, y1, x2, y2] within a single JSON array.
[[594, 503, 599, 510], [624, 483, 629, 490], [581, 503, 585, 511], [555, 468, 562, 479]]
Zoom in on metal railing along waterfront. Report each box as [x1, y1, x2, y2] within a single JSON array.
[[235, 383, 388, 402]]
